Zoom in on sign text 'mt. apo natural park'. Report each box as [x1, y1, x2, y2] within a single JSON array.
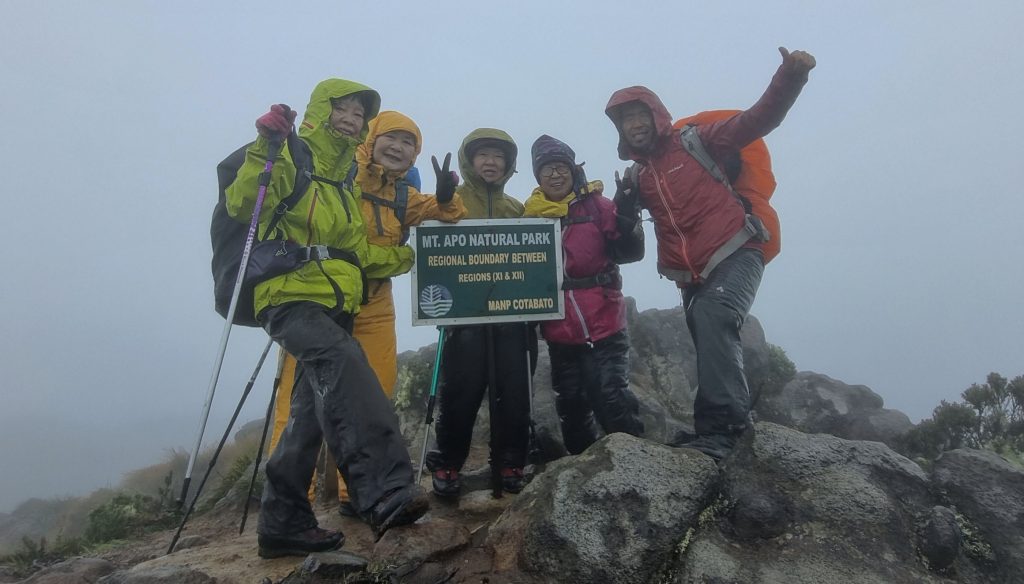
[[410, 219, 564, 326]]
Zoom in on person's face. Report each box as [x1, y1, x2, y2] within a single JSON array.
[[372, 130, 417, 172], [618, 102, 655, 152], [329, 96, 365, 137], [472, 146, 507, 184], [538, 162, 574, 201]]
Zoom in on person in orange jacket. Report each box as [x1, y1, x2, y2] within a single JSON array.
[[269, 110, 465, 515]]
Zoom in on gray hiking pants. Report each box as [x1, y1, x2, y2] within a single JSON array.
[[682, 248, 764, 436], [257, 302, 413, 536]]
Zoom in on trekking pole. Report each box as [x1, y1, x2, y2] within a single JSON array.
[[178, 138, 283, 508], [486, 326, 503, 498], [239, 346, 285, 534], [524, 326, 539, 463], [168, 337, 274, 554], [416, 327, 447, 485]]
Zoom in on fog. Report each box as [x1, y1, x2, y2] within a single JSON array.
[[1, 1, 1021, 512]]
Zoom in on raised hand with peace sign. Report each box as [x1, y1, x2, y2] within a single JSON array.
[[431, 153, 460, 204]]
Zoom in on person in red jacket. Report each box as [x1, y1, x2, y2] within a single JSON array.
[[523, 135, 645, 454], [605, 47, 816, 460]]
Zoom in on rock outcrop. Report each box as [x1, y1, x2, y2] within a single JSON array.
[[487, 434, 718, 583], [8, 302, 1021, 584], [396, 301, 907, 457], [755, 371, 914, 446], [472, 424, 1024, 584]]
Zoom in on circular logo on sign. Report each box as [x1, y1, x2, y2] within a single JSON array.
[[419, 284, 453, 317]]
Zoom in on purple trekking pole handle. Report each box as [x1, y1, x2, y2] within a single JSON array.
[[178, 138, 284, 508], [226, 139, 284, 323]]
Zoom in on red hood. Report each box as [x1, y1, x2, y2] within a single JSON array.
[[605, 86, 675, 160]]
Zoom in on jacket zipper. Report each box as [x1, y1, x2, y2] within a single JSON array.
[[562, 208, 593, 343], [648, 162, 698, 277], [304, 188, 319, 246]]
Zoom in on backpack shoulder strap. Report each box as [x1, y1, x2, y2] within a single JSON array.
[[394, 178, 409, 225], [263, 133, 314, 239], [679, 125, 728, 186], [679, 125, 751, 213]]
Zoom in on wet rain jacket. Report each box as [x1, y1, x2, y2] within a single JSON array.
[[351, 111, 465, 396], [525, 181, 642, 345], [271, 111, 466, 502], [225, 79, 413, 319], [605, 64, 807, 286]]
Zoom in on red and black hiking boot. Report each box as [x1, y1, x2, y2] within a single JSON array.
[[431, 468, 461, 498], [257, 526, 344, 559], [500, 467, 526, 494]]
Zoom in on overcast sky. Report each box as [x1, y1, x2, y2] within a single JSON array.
[[1, 1, 1021, 512]]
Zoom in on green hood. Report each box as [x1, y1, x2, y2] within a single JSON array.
[[299, 79, 381, 179], [456, 128, 523, 219]]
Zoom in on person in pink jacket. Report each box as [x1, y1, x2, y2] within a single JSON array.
[[523, 135, 645, 454]]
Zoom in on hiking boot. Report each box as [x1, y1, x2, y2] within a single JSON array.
[[677, 433, 737, 461], [431, 469, 461, 498], [257, 526, 344, 559], [368, 485, 430, 540], [500, 467, 526, 494], [667, 428, 698, 447], [337, 500, 358, 518]]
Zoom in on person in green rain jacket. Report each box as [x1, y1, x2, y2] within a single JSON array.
[[225, 79, 428, 558], [425, 129, 539, 498]]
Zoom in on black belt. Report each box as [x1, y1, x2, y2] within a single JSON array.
[[298, 244, 360, 265], [562, 268, 620, 290]]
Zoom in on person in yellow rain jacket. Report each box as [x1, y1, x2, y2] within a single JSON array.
[[270, 110, 465, 515]]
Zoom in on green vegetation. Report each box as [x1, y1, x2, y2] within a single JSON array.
[[0, 474, 178, 577], [394, 349, 434, 411], [0, 445, 258, 578], [760, 343, 797, 397], [899, 372, 1024, 462], [198, 452, 254, 513], [0, 535, 85, 579]]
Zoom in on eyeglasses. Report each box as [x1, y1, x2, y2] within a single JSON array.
[[539, 164, 572, 178]]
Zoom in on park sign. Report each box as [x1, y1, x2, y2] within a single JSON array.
[[410, 219, 564, 326]]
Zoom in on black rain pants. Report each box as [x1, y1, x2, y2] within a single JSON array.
[[547, 330, 644, 454], [257, 302, 413, 536], [426, 323, 537, 471]]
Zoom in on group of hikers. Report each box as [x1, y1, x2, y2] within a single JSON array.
[[219, 47, 816, 558]]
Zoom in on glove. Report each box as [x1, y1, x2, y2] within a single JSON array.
[[431, 153, 460, 204], [255, 104, 297, 140], [613, 167, 640, 220]]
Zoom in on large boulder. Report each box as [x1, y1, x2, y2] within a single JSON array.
[[755, 371, 913, 446], [486, 433, 718, 584], [931, 448, 1024, 582], [19, 557, 115, 583], [673, 422, 950, 583]]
